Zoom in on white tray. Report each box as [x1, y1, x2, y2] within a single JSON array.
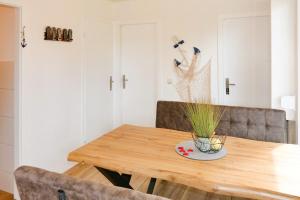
[[175, 140, 227, 161]]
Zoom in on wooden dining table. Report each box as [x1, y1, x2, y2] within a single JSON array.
[[68, 125, 300, 200]]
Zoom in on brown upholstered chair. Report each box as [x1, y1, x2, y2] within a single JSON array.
[[15, 166, 170, 200], [156, 101, 288, 143]]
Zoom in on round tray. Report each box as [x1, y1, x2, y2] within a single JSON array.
[[175, 140, 227, 161]]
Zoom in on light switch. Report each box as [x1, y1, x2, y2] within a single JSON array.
[[167, 78, 173, 85]]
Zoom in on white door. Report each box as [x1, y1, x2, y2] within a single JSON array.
[[84, 19, 113, 142], [219, 16, 271, 108], [119, 23, 157, 127]]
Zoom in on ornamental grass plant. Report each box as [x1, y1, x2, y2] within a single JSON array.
[[184, 100, 224, 138]]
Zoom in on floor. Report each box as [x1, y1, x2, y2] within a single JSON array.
[[64, 163, 247, 200], [0, 191, 13, 200]]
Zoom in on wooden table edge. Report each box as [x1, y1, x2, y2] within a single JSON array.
[[67, 156, 299, 200]]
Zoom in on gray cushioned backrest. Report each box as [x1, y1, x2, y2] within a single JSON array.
[[156, 101, 287, 143], [15, 166, 169, 200]]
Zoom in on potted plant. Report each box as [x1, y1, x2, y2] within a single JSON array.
[[184, 100, 225, 154]]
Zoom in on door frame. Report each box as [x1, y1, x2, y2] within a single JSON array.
[[0, 1, 22, 195], [112, 20, 161, 127], [298, 2, 300, 145], [217, 12, 271, 105]]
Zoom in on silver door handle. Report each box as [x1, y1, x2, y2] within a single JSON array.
[[110, 76, 114, 91], [123, 75, 128, 89], [226, 78, 236, 95]]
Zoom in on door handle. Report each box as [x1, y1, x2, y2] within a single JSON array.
[[123, 75, 128, 89], [110, 76, 114, 91], [226, 78, 236, 95]]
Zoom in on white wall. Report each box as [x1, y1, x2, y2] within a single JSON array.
[[0, 0, 113, 177], [271, 0, 297, 120], [111, 0, 271, 102], [0, 5, 16, 193]]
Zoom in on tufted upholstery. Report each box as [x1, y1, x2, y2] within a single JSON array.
[[15, 166, 169, 200], [156, 101, 288, 143]]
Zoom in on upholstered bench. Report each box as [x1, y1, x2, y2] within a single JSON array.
[[154, 101, 288, 200], [156, 101, 288, 143]]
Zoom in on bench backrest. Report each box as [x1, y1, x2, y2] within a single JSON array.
[[15, 166, 169, 200], [156, 101, 288, 143]]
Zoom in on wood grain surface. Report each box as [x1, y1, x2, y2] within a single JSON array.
[[68, 125, 300, 200]]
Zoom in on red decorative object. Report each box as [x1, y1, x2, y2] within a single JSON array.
[[178, 146, 193, 156]]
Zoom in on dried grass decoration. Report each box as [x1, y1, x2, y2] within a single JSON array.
[[184, 100, 225, 153]]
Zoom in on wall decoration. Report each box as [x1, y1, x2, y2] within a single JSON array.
[[63, 29, 68, 41], [45, 26, 52, 40], [57, 28, 63, 41], [172, 36, 211, 102], [68, 29, 73, 41], [21, 26, 27, 48], [52, 27, 57, 40], [44, 26, 73, 42]]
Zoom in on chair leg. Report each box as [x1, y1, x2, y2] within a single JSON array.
[[147, 178, 157, 194]]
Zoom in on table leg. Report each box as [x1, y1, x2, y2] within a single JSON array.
[[147, 178, 157, 194], [96, 167, 133, 189]]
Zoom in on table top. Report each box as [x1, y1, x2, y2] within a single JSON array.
[[68, 125, 300, 200]]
